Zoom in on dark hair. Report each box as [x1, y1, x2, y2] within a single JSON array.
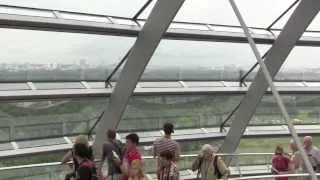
[[163, 123, 174, 135], [107, 129, 116, 140], [74, 143, 90, 159], [160, 150, 175, 161], [126, 133, 139, 145]]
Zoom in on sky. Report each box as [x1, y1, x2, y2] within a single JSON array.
[[0, 0, 319, 70]]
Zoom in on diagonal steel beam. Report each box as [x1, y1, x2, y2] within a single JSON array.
[[220, 0, 320, 168], [229, 0, 317, 178], [92, 0, 185, 156]]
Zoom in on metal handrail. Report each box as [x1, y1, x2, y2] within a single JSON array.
[[229, 173, 320, 180], [0, 152, 274, 171]]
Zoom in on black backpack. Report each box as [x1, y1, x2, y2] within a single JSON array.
[[213, 155, 223, 179]]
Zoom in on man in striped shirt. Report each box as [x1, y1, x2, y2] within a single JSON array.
[[153, 123, 181, 177]]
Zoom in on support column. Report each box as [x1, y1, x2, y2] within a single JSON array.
[[93, 0, 185, 156], [220, 0, 320, 165]]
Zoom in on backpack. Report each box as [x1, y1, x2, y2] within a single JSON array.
[[113, 140, 125, 161], [106, 140, 125, 175], [79, 159, 98, 180], [213, 155, 223, 179], [196, 155, 222, 179]]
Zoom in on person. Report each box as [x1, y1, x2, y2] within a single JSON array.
[[288, 139, 302, 180], [271, 145, 290, 180], [191, 144, 229, 180], [114, 133, 147, 180], [304, 136, 320, 172], [74, 143, 98, 180], [62, 135, 94, 180], [98, 130, 123, 180], [158, 150, 179, 180], [153, 123, 180, 178]]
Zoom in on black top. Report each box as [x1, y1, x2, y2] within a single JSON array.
[[73, 146, 94, 171]]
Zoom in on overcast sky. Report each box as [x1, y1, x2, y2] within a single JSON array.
[[0, 0, 319, 70]]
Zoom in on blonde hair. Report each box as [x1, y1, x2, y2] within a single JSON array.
[[73, 135, 89, 147], [200, 144, 214, 158]]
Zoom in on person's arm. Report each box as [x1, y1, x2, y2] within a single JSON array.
[[61, 150, 72, 164], [77, 166, 91, 180], [217, 156, 230, 180], [120, 159, 141, 177], [175, 142, 181, 162], [152, 141, 157, 158]]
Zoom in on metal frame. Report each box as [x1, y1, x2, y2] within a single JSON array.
[[1, 4, 320, 45], [92, 0, 186, 157], [221, 1, 320, 179], [266, 0, 300, 30], [1, 82, 320, 101]]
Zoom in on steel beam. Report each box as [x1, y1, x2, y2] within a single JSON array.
[[92, 0, 185, 156], [1, 6, 320, 45], [220, 0, 320, 166]]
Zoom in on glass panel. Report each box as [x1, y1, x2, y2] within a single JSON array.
[[143, 40, 269, 81], [184, 81, 224, 87], [169, 23, 209, 31], [0, 6, 54, 17], [223, 81, 241, 87], [17, 138, 67, 149], [0, 29, 135, 82], [306, 82, 320, 87], [236, 0, 296, 28], [273, 82, 303, 87], [0, 0, 150, 17], [119, 95, 242, 132], [0, 99, 105, 141], [138, 82, 182, 88], [308, 14, 320, 31], [61, 12, 109, 23], [34, 82, 84, 89], [235, 136, 320, 167], [0, 94, 318, 141], [276, 46, 320, 81], [111, 18, 138, 26], [213, 26, 244, 33], [141, 0, 240, 26], [87, 82, 115, 89], [0, 83, 29, 91], [0, 142, 12, 151]]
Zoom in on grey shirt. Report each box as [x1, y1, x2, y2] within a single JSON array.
[[305, 146, 320, 172], [102, 142, 122, 175]]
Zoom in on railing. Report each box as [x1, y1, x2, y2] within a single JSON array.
[[228, 173, 320, 180], [0, 153, 274, 180]]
